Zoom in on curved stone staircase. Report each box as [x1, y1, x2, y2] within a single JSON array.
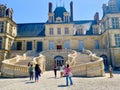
[[1, 50, 105, 77], [75, 53, 91, 65]]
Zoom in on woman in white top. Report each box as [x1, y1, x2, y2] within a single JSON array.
[[60, 65, 64, 77]]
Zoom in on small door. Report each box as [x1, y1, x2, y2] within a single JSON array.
[[100, 55, 108, 70]]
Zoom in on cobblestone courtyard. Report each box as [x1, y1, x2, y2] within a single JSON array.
[[0, 71, 120, 90]]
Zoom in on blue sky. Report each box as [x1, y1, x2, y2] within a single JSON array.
[[1, 0, 109, 23]]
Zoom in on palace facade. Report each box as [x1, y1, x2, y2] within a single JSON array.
[[0, 0, 120, 70]]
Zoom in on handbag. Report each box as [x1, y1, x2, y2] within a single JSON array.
[[69, 72, 73, 77]]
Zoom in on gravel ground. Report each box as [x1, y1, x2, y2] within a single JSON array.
[[0, 71, 120, 90]]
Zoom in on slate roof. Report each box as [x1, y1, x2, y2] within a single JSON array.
[[54, 7, 67, 21], [17, 23, 45, 37], [17, 20, 97, 37]]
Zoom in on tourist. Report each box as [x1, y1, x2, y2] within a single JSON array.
[[64, 64, 73, 86], [35, 64, 41, 82], [54, 64, 57, 78], [28, 64, 34, 80], [60, 64, 64, 77], [109, 65, 113, 78]]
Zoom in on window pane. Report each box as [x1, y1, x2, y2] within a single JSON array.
[[49, 41, 54, 50], [57, 28, 61, 35], [17, 42, 22, 50], [112, 17, 119, 29], [65, 27, 69, 34], [27, 42, 32, 50], [64, 41, 70, 49], [79, 40, 84, 51], [94, 40, 100, 49], [49, 28, 53, 35], [114, 34, 120, 47]]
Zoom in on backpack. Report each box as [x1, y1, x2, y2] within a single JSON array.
[[29, 67, 34, 73]]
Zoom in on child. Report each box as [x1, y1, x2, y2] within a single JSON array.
[[29, 64, 34, 80]]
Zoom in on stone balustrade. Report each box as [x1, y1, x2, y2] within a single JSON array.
[[71, 59, 104, 77], [67, 50, 77, 66], [33, 54, 46, 73]]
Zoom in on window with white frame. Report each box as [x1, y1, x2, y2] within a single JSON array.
[[65, 27, 69, 34], [64, 41, 70, 49], [49, 28, 54, 35], [0, 37, 2, 50], [94, 40, 100, 49], [49, 41, 54, 50], [79, 40, 84, 51], [114, 34, 120, 47], [57, 28, 61, 35], [112, 17, 119, 29]]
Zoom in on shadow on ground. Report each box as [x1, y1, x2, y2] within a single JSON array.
[[58, 85, 67, 87], [25, 81, 35, 84]]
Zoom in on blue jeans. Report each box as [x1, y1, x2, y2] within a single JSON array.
[[29, 72, 33, 80], [35, 71, 39, 81], [66, 76, 73, 86]]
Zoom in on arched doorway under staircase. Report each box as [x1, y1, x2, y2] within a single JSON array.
[[100, 55, 108, 70], [54, 55, 64, 68]]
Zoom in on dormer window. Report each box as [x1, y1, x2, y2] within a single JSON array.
[[56, 17, 62, 22], [48, 13, 54, 23], [93, 25, 101, 35], [93, 27, 99, 34], [64, 16, 69, 22], [49, 16, 54, 22], [77, 28, 83, 35], [64, 12, 69, 22]]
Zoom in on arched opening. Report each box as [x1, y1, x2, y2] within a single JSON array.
[[54, 55, 64, 68], [100, 55, 108, 70]]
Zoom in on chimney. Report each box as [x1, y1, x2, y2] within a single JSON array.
[[94, 12, 99, 24], [49, 2, 52, 13], [6, 8, 13, 19], [102, 4, 107, 16], [70, 1, 73, 22]]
